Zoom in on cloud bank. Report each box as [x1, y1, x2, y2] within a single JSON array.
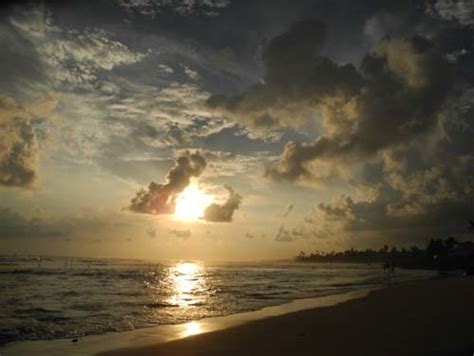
[[203, 185, 242, 222], [209, 16, 473, 245], [208, 19, 362, 131], [267, 35, 450, 181]]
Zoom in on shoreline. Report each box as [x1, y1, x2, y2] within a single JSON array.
[[101, 276, 474, 356], [3, 275, 471, 356], [1, 286, 376, 356]]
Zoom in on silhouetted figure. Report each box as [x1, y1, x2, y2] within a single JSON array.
[[390, 261, 395, 275], [383, 261, 395, 283]]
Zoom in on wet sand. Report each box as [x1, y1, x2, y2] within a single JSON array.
[[0, 289, 373, 356], [102, 277, 474, 356]]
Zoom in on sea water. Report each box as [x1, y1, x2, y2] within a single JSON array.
[[0, 255, 435, 345]]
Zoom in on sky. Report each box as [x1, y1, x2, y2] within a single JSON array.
[[0, 0, 473, 261]]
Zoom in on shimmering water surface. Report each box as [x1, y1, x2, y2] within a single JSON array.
[[0, 256, 435, 344]]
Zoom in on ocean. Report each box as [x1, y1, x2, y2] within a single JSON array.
[[0, 255, 435, 345]]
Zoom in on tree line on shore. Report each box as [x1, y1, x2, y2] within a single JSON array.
[[294, 237, 474, 273]]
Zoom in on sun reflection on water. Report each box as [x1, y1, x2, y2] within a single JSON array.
[[166, 262, 206, 307], [182, 320, 202, 337]]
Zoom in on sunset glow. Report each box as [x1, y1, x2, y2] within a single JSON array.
[[167, 262, 205, 308], [175, 184, 214, 221], [1, 1, 474, 353]]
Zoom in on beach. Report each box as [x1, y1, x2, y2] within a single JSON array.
[[1, 257, 434, 347], [102, 277, 474, 356], [2, 0, 474, 354]]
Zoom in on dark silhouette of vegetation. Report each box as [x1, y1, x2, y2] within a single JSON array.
[[295, 237, 474, 274]]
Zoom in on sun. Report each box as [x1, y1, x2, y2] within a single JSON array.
[[175, 183, 213, 220]]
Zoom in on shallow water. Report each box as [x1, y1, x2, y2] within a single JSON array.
[[0, 255, 435, 344]]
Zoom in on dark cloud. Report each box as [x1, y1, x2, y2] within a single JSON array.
[[127, 151, 243, 223], [0, 96, 38, 188], [266, 35, 451, 181], [203, 185, 242, 222], [168, 229, 191, 239], [305, 144, 474, 246], [205, 12, 472, 245], [298, 79, 474, 246], [206, 17, 453, 182], [208, 19, 362, 130], [129, 151, 207, 214], [307, 183, 474, 246]]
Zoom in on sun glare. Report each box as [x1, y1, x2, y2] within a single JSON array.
[[175, 262, 200, 275], [166, 262, 205, 308], [182, 321, 202, 337], [175, 184, 213, 220]]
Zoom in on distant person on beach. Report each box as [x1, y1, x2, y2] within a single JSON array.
[[383, 261, 395, 282]]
